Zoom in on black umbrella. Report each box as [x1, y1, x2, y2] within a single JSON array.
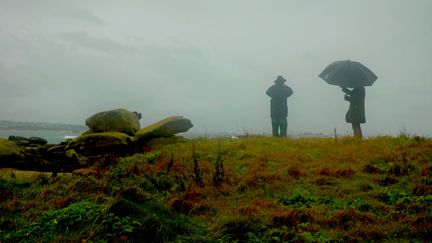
[[319, 60, 377, 88]]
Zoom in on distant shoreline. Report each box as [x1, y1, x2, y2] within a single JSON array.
[[0, 120, 86, 132], [0, 129, 83, 144]]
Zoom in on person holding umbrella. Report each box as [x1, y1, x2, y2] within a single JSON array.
[[319, 60, 377, 138], [266, 75, 293, 137], [342, 86, 365, 138]]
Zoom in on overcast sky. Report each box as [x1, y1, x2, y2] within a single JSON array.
[[0, 0, 431, 136]]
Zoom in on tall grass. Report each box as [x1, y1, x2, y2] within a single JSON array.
[[1, 135, 431, 241]]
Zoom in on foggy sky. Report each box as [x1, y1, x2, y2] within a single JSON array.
[[1, 0, 431, 136]]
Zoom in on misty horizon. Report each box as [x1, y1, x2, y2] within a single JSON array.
[[1, 1, 431, 137]]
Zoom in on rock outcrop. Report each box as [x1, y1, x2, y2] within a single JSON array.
[[8, 136, 48, 146], [1, 114, 192, 172], [85, 108, 141, 136], [135, 116, 193, 141], [66, 132, 134, 156]]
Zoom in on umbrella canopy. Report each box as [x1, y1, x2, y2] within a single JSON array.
[[319, 60, 377, 88]]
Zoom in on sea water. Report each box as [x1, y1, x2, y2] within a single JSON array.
[[0, 130, 83, 144]]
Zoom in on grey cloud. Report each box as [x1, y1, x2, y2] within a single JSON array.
[[55, 32, 138, 54], [0, 0, 105, 26], [49, 7, 105, 26], [0, 1, 431, 136]]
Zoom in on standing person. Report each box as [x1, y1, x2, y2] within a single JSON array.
[[342, 87, 365, 138], [266, 75, 293, 137]]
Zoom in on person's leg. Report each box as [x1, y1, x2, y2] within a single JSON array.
[[279, 117, 288, 137], [352, 123, 363, 138], [357, 124, 363, 138], [351, 123, 357, 137], [271, 117, 279, 137]]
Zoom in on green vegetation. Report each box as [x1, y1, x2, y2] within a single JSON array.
[[0, 138, 24, 161], [1, 135, 431, 241]]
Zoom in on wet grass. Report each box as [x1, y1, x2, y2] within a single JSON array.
[[1, 135, 431, 241]]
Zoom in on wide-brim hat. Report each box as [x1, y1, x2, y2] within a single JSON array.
[[274, 75, 286, 83]]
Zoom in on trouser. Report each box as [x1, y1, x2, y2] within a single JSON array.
[[271, 116, 288, 137], [352, 123, 363, 138]]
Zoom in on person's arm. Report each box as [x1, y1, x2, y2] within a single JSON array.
[[266, 86, 274, 97], [286, 86, 293, 97]]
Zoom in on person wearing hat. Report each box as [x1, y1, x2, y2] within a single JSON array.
[[266, 75, 293, 137]]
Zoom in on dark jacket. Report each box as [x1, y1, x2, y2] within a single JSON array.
[[343, 87, 366, 124], [266, 84, 293, 117]]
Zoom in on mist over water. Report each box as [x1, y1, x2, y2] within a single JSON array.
[[1, 1, 431, 137]]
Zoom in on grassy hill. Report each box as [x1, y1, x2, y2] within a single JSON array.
[[1, 136, 431, 242]]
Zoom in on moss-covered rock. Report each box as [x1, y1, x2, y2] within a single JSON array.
[[66, 132, 134, 156], [65, 149, 88, 165], [85, 108, 141, 136], [135, 116, 193, 142], [45, 144, 67, 154], [0, 138, 24, 165]]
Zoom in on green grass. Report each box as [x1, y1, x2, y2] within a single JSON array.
[[1, 135, 431, 242]]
